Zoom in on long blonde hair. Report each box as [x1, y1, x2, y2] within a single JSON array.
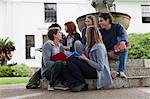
[[86, 26, 103, 48]]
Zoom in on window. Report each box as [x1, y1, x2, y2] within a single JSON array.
[[25, 35, 35, 59], [141, 5, 150, 23], [43, 35, 48, 44], [45, 3, 57, 23]]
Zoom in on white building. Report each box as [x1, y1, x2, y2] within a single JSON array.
[[0, 0, 150, 67]]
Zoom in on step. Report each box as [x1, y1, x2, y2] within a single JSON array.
[[109, 59, 150, 68], [112, 67, 150, 76], [111, 76, 150, 89], [40, 76, 150, 90]]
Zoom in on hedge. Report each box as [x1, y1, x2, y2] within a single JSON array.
[[0, 64, 33, 77], [128, 33, 150, 59]]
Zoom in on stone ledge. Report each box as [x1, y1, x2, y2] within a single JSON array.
[[39, 59, 150, 90], [40, 76, 150, 90], [144, 59, 150, 68], [109, 59, 146, 67], [112, 67, 150, 76]]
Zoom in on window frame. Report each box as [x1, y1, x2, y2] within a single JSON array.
[[25, 35, 35, 59], [44, 3, 57, 23], [141, 5, 150, 23], [43, 35, 48, 44]]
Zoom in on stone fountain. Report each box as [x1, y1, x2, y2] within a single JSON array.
[[40, 1, 150, 90], [76, 0, 131, 31]]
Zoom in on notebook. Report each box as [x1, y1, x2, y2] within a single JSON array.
[[67, 51, 81, 59], [114, 42, 131, 52], [50, 52, 67, 62]]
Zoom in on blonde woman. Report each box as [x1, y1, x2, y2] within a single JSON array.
[[66, 26, 112, 90], [81, 15, 97, 46]]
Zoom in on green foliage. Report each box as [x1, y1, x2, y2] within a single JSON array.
[[128, 33, 150, 59], [11, 64, 33, 77], [0, 77, 30, 84], [0, 66, 13, 77], [0, 37, 15, 51], [0, 64, 33, 77], [0, 37, 15, 65]]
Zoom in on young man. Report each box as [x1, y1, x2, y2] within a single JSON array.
[[98, 13, 128, 78]]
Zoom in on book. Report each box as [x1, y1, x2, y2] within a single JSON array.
[[114, 42, 131, 52], [50, 52, 67, 62], [67, 51, 81, 59]]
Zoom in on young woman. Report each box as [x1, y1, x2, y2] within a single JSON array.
[[48, 23, 67, 45], [41, 27, 85, 92], [64, 21, 81, 52], [41, 27, 69, 91], [26, 23, 66, 89], [81, 15, 97, 46], [67, 26, 112, 90]]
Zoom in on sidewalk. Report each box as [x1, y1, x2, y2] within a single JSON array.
[[0, 84, 150, 99]]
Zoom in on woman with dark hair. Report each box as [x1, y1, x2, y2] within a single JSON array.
[[41, 27, 85, 92], [41, 27, 69, 91], [48, 23, 67, 45], [26, 24, 66, 89], [64, 21, 81, 52]]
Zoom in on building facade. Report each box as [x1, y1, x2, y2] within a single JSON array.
[[0, 0, 150, 67]]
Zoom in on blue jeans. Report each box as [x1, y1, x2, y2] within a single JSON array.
[[118, 50, 128, 72]]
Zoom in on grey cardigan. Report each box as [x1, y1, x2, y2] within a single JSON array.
[[87, 43, 112, 89], [41, 40, 64, 78]]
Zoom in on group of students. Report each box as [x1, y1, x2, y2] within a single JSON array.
[[26, 12, 129, 92]]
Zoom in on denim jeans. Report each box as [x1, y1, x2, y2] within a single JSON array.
[[118, 49, 128, 72]]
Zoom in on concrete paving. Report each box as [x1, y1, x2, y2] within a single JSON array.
[[0, 84, 150, 99]]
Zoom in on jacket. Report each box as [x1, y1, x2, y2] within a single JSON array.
[[65, 32, 81, 52], [87, 43, 112, 89], [41, 40, 64, 77]]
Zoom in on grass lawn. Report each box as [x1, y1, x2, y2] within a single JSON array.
[[0, 77, 30, 84]]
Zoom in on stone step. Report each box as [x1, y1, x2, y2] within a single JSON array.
[[87, 76, 150, 89], [40, 76, 150, 90], [112, 67, 150, 76], [109, 59, 150, 68]]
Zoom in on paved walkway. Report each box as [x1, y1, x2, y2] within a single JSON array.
[[0, 84, 150, 99]]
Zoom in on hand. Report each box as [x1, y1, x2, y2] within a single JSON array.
[[77, 54, 89, 62], [107, 51, 119, 59], [63, 46, 70, 51], [119, 42, 126, 51]]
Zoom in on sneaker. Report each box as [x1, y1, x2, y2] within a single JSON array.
[[111, 71, 119, 79], [54, 83, 69, 90], [26, 84, 39, 89], [47, 84, 55, 91], [119, 72, 127, 78], [81, 83, 88, 91], [71, 83, 85, 92]]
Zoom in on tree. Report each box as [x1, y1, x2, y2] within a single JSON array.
[[0, 37, 15, 65]]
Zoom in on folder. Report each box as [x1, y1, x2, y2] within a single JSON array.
[[114, 42, 131, 52], [50, 52, 67, 62], [67, 51, 81, 59]]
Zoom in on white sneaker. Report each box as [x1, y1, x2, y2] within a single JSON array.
[[54, 83, 69, 90], [47, 85, 55, 91], [111, 71, 119, 79], [120, 72, 127, 78]]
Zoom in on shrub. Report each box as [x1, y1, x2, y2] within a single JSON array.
[[128, 33, 150, 59], [11, 64, 33, 77], [0, 66, 13, 77], [0, 37, 15, 65]]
